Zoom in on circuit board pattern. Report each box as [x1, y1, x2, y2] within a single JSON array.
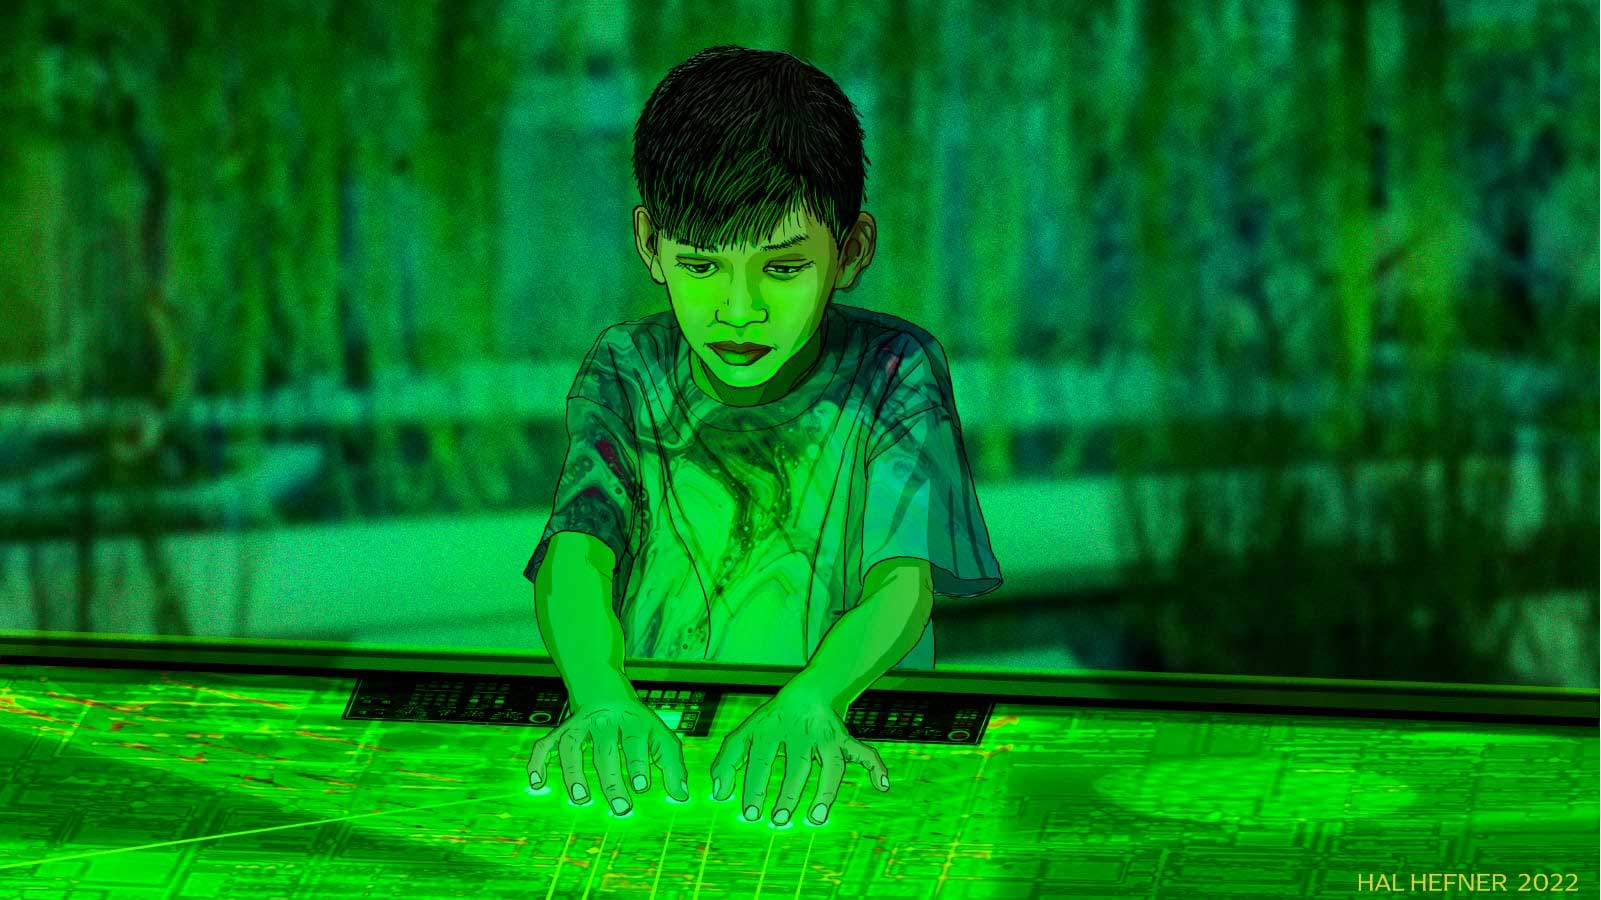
[[0, 663, 1594, 899]]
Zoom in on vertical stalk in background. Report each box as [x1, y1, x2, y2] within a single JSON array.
[[1170, 3, 1241, 652], [413, 0, 519, 513], [1327, 0, 1377, 665], [1288, 0, 1331, 397], [0, 20, 68, 629], [0, 146, 57, 377], [1395, 0, 1463, 539], [1329, 0, 1374, 457], [1397, 0, 1502, 670], [229, 2, 270, 447], [15, 18, 72, 631], [971, 4, 1027, 482], [345, 0, 414, 517], [296, 5, 344, 394], [1397, 0, 1462, 386], [292, 0, 356, 521], [405, 0, 471, 513], [1267, 0, 1337, 669], [1042, 1, 1100, 477], [1114, 0, 1179, 597], [520, 0, 584, 349], [926, 0, 967, 354], [1130, 0, 1176, 460], [875, 0, 937, 337], [1108, 0, 1158, 582]]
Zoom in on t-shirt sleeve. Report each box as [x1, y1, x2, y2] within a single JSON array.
[[861, 334, 1003, 598], [522, 331, 641, 592]]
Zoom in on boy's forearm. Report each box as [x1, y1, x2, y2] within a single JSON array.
[[533, 537, 634, 707], [781, 558, 934, 716]]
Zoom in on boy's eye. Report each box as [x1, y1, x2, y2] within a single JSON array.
[[675, 261, 715, 276], [766, 262, 812, 279]]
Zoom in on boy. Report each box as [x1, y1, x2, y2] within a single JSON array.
[[523, 46, 1001, 827]]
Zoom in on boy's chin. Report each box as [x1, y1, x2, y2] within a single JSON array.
[[707, 361, 779, 388]]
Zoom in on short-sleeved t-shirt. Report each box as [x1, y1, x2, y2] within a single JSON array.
[[522, 302, 1002, 669]]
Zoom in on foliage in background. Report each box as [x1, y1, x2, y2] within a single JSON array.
[[0, 0, 1594, 683]]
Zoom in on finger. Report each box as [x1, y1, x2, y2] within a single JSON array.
[[591, 726, 632, 815], [845, 739, 890, 792], [741, 738, 778, 822], [620, 723, 651, 794], [770, 744, 813, 826], [557, 730, 593, 805], [809, 747, 845, 825], [653, 727, 691, 802], [708, 731, 749, 802], [526, 733, 555, 789]]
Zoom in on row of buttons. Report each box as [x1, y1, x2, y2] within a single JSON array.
[[636, 689, 704, 702]]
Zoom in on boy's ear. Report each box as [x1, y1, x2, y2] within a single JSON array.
[[834, 212, 877, 292], [633, 205, 667, 285]]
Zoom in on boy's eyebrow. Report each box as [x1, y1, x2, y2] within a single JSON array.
[[760, 232, 809, 251], [677, 232, 810, 255]]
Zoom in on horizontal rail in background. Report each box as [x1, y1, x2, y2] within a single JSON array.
[[0, 461, 1564, 597]]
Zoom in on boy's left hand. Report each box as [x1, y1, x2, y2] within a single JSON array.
[[709, 690, 890, 826]]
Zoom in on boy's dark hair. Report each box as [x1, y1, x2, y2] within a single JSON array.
[[633, 45, 868, 252]]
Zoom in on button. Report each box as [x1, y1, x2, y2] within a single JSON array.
[[947, 729, 970, 741], [530, 711, 552, 724]]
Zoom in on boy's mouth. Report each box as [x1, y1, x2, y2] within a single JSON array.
[[706, 341, 773, 366]]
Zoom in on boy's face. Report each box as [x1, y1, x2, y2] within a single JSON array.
[[635, 205, 876, 392]]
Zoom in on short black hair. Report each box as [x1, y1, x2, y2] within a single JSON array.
[[633, 45, 869, 252]]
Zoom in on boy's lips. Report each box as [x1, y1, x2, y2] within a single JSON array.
[[707, 341, 772, 365]]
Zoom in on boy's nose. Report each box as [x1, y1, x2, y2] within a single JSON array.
[[718, 305, 769, 328], [718, 285, 769, 327]]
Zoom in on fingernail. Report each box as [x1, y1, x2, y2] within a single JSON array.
[[880, 774, 889, 789], [529, 774, 543, 787], [713, 777, 722, 798], [679, 779, 689, 797], [810, 803, 829, 824], [611, 797, 630, 815], [773, 808, 791, 826], [632, 774, 647, 791], [743, 805, 759, 821], [570, 783, 588, 803]]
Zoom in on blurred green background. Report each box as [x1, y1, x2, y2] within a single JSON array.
[[0, 0, 1594, 686]]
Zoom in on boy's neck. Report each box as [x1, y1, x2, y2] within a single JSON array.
[[691, 313, 829, 408]]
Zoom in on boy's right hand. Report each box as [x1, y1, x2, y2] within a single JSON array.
[[526, 693, 690, 815]]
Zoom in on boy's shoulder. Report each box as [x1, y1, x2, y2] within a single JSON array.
[[593, 310, 678, 354], [578, 311, 680, 379], [830, 305, 953, 391], [830, 304, 949, 365]]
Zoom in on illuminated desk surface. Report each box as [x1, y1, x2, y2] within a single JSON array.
[[0, 634, 1595, 899]]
